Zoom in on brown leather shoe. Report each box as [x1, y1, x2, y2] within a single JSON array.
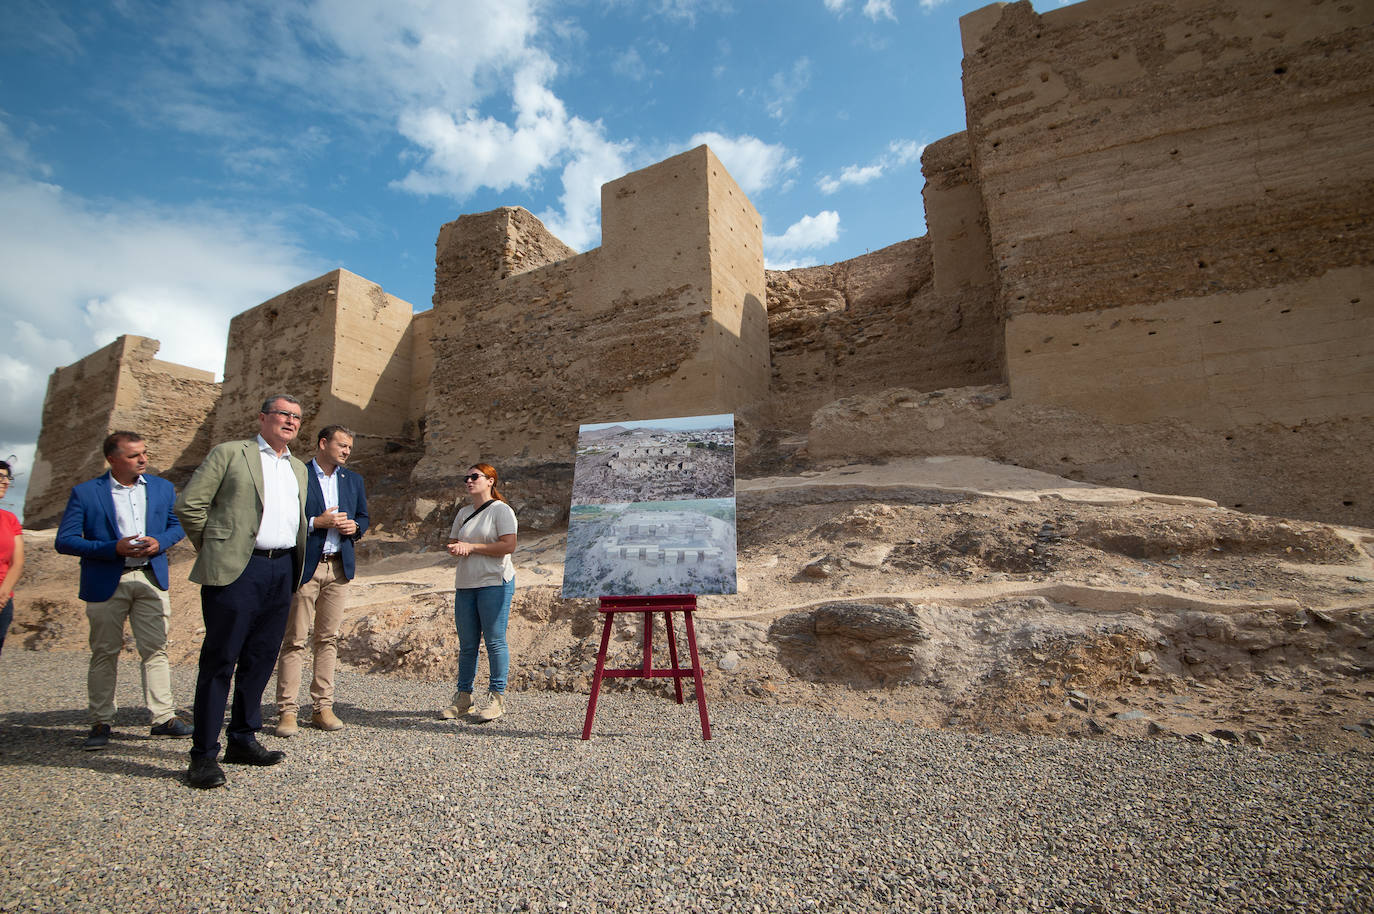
[[274, 711, 298, 738], [311, 708, 344, 731]]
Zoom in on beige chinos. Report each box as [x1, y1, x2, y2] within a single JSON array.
[[87, 567, 176, 725], [275, 556, 348, 714]]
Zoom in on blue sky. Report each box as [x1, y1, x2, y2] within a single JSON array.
[[580, 414, 734, 434], [0, 0, 1073, 515]]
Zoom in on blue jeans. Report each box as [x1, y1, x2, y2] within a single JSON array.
[[454, 579, 514, 694], [0, 597, 12, 655]]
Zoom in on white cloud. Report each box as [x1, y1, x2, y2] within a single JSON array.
[[764, 210, 840, 266], [0, 118, 52, 179], [825, 0, 900, 18], [688, 132, 799, 195], [765, 58, 812, 122], [138, 0, 612, 247], [0, 174, 318, 449], [817, 138, 926, 194], [537, 122, 633, 250], [613, 47, 648, 82], [863, 0, 897, 20]]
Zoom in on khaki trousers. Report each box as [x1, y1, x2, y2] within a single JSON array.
[[275, 556, 348, 715], [87, 567, 176, 725]]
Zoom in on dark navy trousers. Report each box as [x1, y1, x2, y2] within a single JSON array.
[[191, 552, 294, 760]]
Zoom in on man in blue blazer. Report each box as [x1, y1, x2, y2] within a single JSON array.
[[274, 425, 368, 736], [273, 426, 368, 736], [56, 431, 191, 750]]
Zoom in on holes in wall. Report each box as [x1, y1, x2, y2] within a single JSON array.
[[1273, 66, 1287, 74], [1197, 260, 1207, 268], [1280, 308, 1291, 314], [1148, 330, 1157, 336], [1224, 435, 1234, 441], [1234, 503, 1245, 509], [1343, 500, 1355, 507], [1212, 320, 1223, 325], [1170, 149, 1179, 156]]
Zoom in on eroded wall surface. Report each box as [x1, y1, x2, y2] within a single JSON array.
[[416, 145, 769, 490], [25, 336, 218, 527], [960, 0, 1374, 427], [766, 133, 1003, 432]]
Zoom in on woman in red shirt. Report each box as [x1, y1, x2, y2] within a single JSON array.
[[0, 459, 22, 655]]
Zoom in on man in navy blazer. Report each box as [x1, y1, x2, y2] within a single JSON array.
[[274, 425, 369, 736], [56, 431, 191, 750]]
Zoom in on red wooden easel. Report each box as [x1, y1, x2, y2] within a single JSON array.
[[581, 594, 711, 740]]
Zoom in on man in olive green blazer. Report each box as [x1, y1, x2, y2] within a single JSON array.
[[175, 394, 309, 789]]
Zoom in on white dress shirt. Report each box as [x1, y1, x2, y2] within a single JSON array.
[[255, 435, 300, 550]]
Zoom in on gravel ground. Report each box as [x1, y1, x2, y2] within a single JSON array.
[[0, 651, 1371, 914]]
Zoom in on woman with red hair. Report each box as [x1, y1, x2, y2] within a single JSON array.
[[440, 463, 518, 721]]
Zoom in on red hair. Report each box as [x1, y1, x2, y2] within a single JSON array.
[[471, 463, 505, 502]]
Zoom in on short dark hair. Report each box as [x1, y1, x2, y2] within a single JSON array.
[[103, 431, 144, 458], [259, 394, 301, 414], [317, 425, 354, 447]]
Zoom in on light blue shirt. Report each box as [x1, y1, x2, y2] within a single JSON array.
[[109, 475, 148, 568], [311, 459, 341, 557]]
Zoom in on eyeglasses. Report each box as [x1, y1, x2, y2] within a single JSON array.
[[265, 410, 302, 422], [464, 473, 486, 482], [0, 475, 10, 484]]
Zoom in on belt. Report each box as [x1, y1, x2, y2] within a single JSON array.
[[121, 564, 151, 574], [252, 547, 293, 559]]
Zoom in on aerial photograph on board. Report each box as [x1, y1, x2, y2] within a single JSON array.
[[562, 498, 738, 598], [571, 414, 735, 506]]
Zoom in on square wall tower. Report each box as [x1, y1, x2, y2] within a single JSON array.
[[213, 269, 416, 451]]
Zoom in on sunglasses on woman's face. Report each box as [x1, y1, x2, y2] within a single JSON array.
[[464, 473, 485, 482]]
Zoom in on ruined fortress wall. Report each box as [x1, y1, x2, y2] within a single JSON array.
[[214, 269, 415, 452], [407, 309, 434, 434], [25, 336, 218, 528], [959, 0, 1374, 427], [417, 146, 769, 489], [764, 135, 1003, 432]]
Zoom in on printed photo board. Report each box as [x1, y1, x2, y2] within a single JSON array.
[[563, 414, 736, 599]]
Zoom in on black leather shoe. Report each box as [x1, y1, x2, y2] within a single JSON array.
[[187, 757, 227, 789], [150, 717, 193, 738], [82, 723, 112, 751], [223, 739, 286, 766]]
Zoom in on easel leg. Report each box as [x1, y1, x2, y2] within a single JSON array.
[[664, 610, 684, 704], [684, 610, 711, 740], [581, 611, 615, 740]]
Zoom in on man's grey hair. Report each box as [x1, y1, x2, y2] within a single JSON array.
[[259, 394, 301, 414]]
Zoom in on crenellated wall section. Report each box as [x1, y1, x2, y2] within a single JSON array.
[[415, 145, 770, 487]]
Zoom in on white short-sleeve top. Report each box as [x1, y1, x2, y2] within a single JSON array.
[[449, 499, 518, 590]]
